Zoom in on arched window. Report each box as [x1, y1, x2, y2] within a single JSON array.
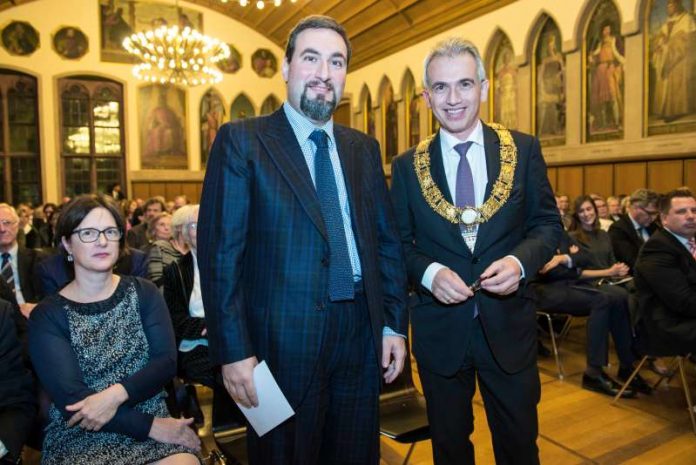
[[230, 94, 255, 121], [402, 69, 421, 148], [200, 89, 226, 166], [260, 95, 280, 115], [59, 76, 125, 197], [380, 77, 397, 164], [584, 0, 624, 141], [0, 69, 41, 205], [359, 85, 376, 137], [533, 16, 566, 145]]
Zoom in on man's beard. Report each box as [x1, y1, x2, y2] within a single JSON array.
[[300, 83, 337, 122]]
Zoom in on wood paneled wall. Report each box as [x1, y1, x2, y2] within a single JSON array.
[[546, 157, 696, 199], [131, 181, 203, 202]]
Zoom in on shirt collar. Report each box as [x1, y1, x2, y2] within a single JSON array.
[[665, 227, 691, 248], [283, 101, 335, 149], [628, 213, 642, 231], [439, 119, 484, 157], [2, 243, 18, 259]]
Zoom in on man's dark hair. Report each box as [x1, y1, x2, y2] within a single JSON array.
[[143, 196, 166, 212], [659, 188, 694, 214], [56, 194, 127, 260], [284, 15, 351, 65]]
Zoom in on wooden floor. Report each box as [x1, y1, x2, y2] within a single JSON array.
[[23, 320, 696, 465], [381, 321, 696, 465]]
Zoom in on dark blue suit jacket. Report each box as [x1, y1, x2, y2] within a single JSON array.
[[390, 125, 562, 376], [198, 108, 408, 407]]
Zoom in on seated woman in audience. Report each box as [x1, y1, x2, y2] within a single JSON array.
[[148, 207, 189, 288], [29, 194, 200, 465], [161, 205, 212, 386], [567, 195, 652, 394]]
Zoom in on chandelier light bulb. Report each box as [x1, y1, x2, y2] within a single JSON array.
[[256, 0, 264, 9]]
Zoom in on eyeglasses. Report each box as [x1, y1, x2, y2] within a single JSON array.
[[187, 222, 198, 230], [638, 206, 660, 217], [0, 220, 18, 227], [71, 227, 122, 243]]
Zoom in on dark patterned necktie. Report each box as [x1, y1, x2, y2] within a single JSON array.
[[688, 238, 696, 261], [1, 252, 14, 293], [310, 130, 354, 301], [454, 141, 475, 234]]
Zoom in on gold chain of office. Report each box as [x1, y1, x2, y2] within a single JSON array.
[[413, 123, 518, 226]]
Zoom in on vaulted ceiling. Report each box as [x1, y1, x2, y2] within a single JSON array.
[[0, 0, 515, 70]]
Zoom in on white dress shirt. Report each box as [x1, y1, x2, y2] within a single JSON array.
[[3, 243, 26, 304]]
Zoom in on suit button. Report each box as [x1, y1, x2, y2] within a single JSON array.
[[472, 257, 480, 264], [321, 257, 329, 267]]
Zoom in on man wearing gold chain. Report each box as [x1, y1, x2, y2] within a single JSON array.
[[390, 38, 561, 465]]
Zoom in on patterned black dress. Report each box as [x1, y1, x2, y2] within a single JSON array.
[[29, 276, 199, 465]]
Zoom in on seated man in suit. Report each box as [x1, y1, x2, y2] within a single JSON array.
[[126, 197, 166, 250], [0, 204, 42, 319], [634, 189, 696, 354], [608, 188, 660, 272], [532, 231, 649, 396], [0, 298, 36, 465]]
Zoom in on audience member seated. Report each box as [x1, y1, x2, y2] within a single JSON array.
[[0, 299, 36, 465], [38, 203, 59, 249], [29, 194, 200, 465], [34, 244, 147, 299], [609, 189, 660, 272], [590, 194, 614, 231], [127, 197, 166, 250], [555, 193, 572, 229], [161, 205, 214, 386], [532, 231, 640, 397], [607, 196, 622, 222], [149, 208, 190, 288], [173, 195, 188, 212], [0, 203, 43, 320], [634, 189, 696, 354], [122, 200, 139, 233]]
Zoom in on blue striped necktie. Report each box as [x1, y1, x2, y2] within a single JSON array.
[[1, 252, 14, 293], [454, 141, 478, 318], [310, 129, 354, 301]]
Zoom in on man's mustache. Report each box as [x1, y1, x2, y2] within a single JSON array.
[[305, 80, 334, 92]]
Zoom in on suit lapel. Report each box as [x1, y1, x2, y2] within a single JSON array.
[[258, 110, 328, 241], [334, 126, 360, 220], [474, 124, 501, 255]]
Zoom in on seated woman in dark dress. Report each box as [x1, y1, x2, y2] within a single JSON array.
[[567, 195, 651, 395], [29, 194, 200, 465]]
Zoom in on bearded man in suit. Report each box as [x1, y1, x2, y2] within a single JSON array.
[[198, 15, 408, 465], [390, 38, 561, 465]]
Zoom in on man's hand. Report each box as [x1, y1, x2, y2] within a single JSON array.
[[431, 268, 474, 304], [221, 356, 259, 408], [66, 383, 128, 430], [480, 256, 522, 295], [539, 254, 569, 274], [19, 303, 36, 319], [382, 335, 406, 384]]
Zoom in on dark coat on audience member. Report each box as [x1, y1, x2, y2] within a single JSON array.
[[0, 299, 36, 463], [34, 248, 148, 299], [15, 246, 43, 304], [634, 228, 696, 353], [126, 222, 149, 250], [608, 214, 657, 271]]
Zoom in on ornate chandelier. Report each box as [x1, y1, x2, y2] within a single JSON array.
[[221, 0, 298, 9], [123, 25, 230, 87]]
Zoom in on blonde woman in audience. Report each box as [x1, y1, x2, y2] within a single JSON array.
[[148, 208, 190, 287], [29, 194, 200, 465]]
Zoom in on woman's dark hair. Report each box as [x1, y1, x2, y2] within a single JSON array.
[[131, 206, 143, 227], [55, 194, 127, 259], [568, 195, 600, 243]]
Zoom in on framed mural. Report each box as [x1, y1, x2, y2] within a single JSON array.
[[139, 84, 187, 169], [491, 34, 518, 129], [230, 94, 255, 121], [646, 0, 696, 136], [402, 71, 421, 148], [53, 27, 89, 60], [585, 0, 624, 142], [360, 86, 376, 138], [200, 89, 225, 166], [1, 21, 39, 56], [381, 79, 398, 164], [252, 48, 278, 78], [99, 0, 203, 63], [217, 43, 242, 74], [260, 94, 280, 115], [534, 18, 566, 146]]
